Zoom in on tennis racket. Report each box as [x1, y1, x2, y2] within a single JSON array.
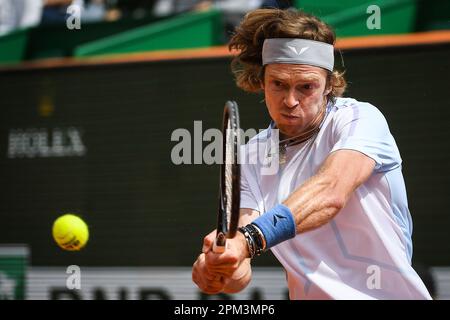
[[212, 101, 241, 253]]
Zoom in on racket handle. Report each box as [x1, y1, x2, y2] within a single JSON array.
[[213, 232, 226, 253]]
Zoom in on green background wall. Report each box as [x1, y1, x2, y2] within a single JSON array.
[[0, 43, 449, 268]]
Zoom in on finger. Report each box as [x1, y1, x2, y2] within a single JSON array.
[[202, 285, 223, 295], [192, 254, 204, 285], [194, 269, 224, 294], [203, 270, 219, 281], [202, 229, 217, 253], [202, 278, 226, 294], [207, 268, 235, 279], [205, 258, 240, 278], [202, 263, 227, 281], [192, 253, 225, 285], [205, 264, 238, 279], [193, 253, 205, 270], [205, 251, 239, 267]]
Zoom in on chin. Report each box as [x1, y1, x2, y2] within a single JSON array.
[[277, 123, 304, 137], [278, 127, 303, 139]]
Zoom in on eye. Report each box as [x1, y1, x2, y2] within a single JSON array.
[[273, 80, 283, 87], [303, 84, 312, 90]]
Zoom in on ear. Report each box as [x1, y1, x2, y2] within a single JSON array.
[[324, 71, 332, 96], [260, 78, 265, 91], [259, 66, 266, 91]]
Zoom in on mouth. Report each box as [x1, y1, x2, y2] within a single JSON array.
[[281, 114, 300, 119]]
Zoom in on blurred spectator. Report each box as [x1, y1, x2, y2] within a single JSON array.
[[40, 0, 73, 25], [153, 0, 262, 40], [261, 0, 294, 9], [0, 0, 43, 36], [112, 0, 157, 20], [41, 0, 109, 25], [153, 1, 203, 16], [82, 0, 107, 23], [212, 1, 263, 38], [153, 1, 261, 17]]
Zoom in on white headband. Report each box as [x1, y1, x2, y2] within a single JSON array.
[[262, 38, 334, 72]]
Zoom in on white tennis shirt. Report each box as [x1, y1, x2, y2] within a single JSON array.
[[240, 97, 432, 299]]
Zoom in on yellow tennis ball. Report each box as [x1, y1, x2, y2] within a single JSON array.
[[52, 214, 89, 251]]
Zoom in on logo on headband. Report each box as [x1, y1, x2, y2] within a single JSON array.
[[287, 45, 309, 56]]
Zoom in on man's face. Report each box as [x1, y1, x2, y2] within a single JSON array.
[[262, 64, 330, 138]]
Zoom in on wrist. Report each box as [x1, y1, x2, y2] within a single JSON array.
[[236, 230, 251, 259], [238, 224, 266, 258], [240, 204, 296, 258]]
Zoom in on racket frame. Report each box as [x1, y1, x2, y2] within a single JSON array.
[[213, 101, 241, 253]]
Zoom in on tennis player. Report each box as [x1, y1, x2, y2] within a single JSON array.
[[192, 8, 432, 299]]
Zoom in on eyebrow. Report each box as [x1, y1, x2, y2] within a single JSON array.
[[267, 73, 321, 83]]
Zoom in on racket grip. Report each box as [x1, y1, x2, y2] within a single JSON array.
[[213, 232, 226, 253]]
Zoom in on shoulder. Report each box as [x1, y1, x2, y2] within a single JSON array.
[[332, 97, 385, 116], [329, 97, 389, 126]]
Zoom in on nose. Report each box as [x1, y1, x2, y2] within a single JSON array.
[[283, 90, 299, 108]]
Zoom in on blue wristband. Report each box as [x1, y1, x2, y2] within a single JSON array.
[[251, 204, 296, 249]]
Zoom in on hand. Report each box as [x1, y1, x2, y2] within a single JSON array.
[[203, 230, 249, 279], [192, 252, 226, 294], [192, 230, 250, 294]]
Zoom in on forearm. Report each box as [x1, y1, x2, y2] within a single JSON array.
[[284, 150, 375, 234], [247, 151, 375, 253], [284, 171, 344, 233]]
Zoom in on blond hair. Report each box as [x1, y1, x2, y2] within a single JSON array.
[[228, 9, 346, 101]]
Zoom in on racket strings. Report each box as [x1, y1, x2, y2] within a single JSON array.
[[224, 120, 234, 230]]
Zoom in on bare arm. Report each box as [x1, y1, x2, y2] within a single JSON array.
[[284, 149, 375, 233], [193, 150, 375, 294], [220, 148, 375, 292]]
